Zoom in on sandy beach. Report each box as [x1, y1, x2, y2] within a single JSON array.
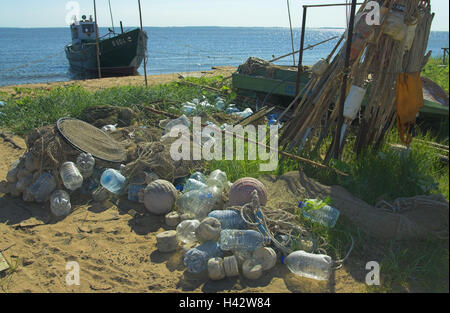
[[0, 66, 237, 95]]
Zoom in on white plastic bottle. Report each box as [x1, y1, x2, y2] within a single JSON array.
[[76, 153, 95, 179], [60, 162, 83, 191], [283, 250, 333, 281]]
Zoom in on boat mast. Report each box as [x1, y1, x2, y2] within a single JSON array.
[[93, 0, 102, 78], [109, 0, 115, 34], [138, 0, 148, 87]]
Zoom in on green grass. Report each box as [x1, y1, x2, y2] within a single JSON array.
[[422, 56, 449, 94]]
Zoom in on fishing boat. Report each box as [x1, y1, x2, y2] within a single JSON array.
[[65, 15, 148, 76]]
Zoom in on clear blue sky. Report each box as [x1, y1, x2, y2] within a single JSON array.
[[0, 0, 448, 31]]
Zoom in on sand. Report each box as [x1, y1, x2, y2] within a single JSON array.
[[0, 133, 370, 293], [0, 69, 368, 293], [0, 67, 237, 95]]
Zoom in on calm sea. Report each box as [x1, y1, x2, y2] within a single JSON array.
[[0, 27, 448, 87]]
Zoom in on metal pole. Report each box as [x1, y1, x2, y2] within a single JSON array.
[[287, 0, 296, 66], [93, 0, 102, 78], [295, 5, 307, 95], [120, 21, 124, 34], [333, 0, 357, 159], [138, 0, 148, 87]]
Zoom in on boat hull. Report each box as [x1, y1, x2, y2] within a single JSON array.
[[65, 28, 148, 76]]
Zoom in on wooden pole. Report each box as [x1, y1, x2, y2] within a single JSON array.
[[138, 0, 148, 87], [93, 0, 102, 78], [332, 0, 357, 159], [287, 0, 296, 66]]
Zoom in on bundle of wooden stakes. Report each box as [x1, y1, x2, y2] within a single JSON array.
[[280, 0, 433, 161]]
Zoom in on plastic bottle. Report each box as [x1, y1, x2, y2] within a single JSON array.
[[234, 108, 253, 119], [208, 210, 247, 230], [184, 241, 223, 274], [181, 104, 197, 116], [60, 162, 83, 191], [206, 169, 228, 190], [27, 172, 57, 203], [176, 186, 222, 219], [76, 153, 95, 179], [128, 184, 146, 202], [81, 177, 99, 195], [165, 114, 190, 134], [219, 229, 264, 252], [101, 124, 118, 133], [282, 250, 333, 281], [190, 172, 206, 183], [226, 107, 239, 114], [176, 219, 201, 244], [183, 178, 207, 193], [100, 168, 126, 195], [215, 98, 226, 110], [299, 199, 340, 228], [50, 190, 72, 217]]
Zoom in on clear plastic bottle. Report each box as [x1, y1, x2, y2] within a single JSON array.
[[76, 153, 95, 179], [50, 190, 72, 217], [100, 168, 126, 195], [219, 229, 264, 252], [299, 199, 340, 228], [184, 241, 223, 274], [176, 186, 222, 219], [183, 178, 207, 193], [190, 172, 206, 183], [226, 107, 239, 114], [60, 162, 83, 191], [215, 98, 226, 110], [206, 169, 228, 190], [27, 172, 57, 203], [165, 114, 191, 134], [176, 219, 201, 244], [234, 108, 253, 119], [282, 250, 333, 281], [208, 210, 247, 230]]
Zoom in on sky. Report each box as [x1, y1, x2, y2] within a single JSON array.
[[0, 0, 448, 31]]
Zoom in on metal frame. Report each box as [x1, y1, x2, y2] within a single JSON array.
[[295, 2, 364, 94]]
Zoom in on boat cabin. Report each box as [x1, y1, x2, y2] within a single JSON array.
[[70, 15, 97, 45]]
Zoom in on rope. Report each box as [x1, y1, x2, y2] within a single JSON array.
[[239, 191, 354, 270]]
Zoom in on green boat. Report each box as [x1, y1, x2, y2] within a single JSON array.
[[65, 15, 148, 76], [232, 58, 449, 118]]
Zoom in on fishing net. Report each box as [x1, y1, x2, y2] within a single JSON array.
[[258, 171, 449, 241]]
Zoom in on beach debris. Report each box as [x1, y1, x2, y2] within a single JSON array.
[[233, 108, 253, 119], [101, 168, 126, 195], [223, 255, 240, 277], [184, 241, 222, 274], [50, 190, 72, 217], [92, 186, 110, 203], [208, 209, 247, 230], [176, 219, 200, 244], [219, 229, 264, 252], [195, 217, 221, 242], [252, 247, 277, 271], [299, 199, 340, 228], [165, 211, 181, 227], [101, 124, 118, 133], [143, 180, 177, 215], [26, 172, 56, 203], [228, 177, 268, 207], [207, 257, 226, 280], [156, 230, 179, 253], [206, 169, 228, 191], [177, 185, 223, 220], [283, 250, 333, 281], [76, 153, 95, 179], [60, 162, 84, 191], [242, 259, 263, 280], [127, 183, 146, 202]]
